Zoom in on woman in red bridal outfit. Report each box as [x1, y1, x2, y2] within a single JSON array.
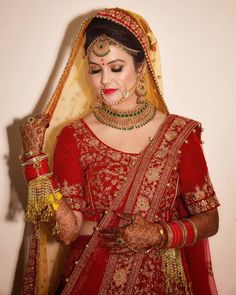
[[20, 8, 220, 295]]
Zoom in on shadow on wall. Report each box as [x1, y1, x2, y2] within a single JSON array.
[[7, 9, 99, 294]]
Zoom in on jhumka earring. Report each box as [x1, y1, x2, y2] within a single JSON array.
[[135, 74, 147, 104], [94, 94, 103, 109]]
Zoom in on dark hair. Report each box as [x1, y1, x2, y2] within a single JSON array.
[[84, 18, 145, 70]]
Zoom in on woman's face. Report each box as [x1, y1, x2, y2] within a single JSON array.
[[88, 45, 140, 105]]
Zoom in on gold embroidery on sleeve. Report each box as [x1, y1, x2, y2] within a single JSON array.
[[184, 175, 219, 214]]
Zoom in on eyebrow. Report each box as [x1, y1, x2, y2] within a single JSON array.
[[88, 59, 126, 65]]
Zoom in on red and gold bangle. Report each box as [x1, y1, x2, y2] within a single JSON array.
[[21, 152, 47, 163], [21, 152, 58, 190], [21, 154, 50, 181], [159, 220, 190, 248], [168, 220, 184, 248], [182, 218, 198, 246]]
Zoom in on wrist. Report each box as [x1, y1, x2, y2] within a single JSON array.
[[158, 219, 198, 249], [21, 153, 51, 182], [20, 150, 43, 161]]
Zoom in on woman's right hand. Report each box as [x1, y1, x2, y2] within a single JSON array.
[[20, 113, 51, 158]]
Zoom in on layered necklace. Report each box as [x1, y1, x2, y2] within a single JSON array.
[[93, 101, 156, 130]]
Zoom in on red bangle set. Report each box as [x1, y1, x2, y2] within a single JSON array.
[[21, 153, 57, 189], [160, 218, 198, 248], [22, 154, 49, 181], [182, 218, 198, 246]]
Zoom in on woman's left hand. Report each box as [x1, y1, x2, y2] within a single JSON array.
[[100, 214, 162, 254]]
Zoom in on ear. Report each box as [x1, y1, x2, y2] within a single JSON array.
[[137, 61, 147, 74]]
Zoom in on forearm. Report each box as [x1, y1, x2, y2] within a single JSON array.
[[189, 208, 219, 240], [158, 208, 219, 249], [51, 199, 83, 245]]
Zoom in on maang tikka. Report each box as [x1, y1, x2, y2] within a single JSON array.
[[86, 34, 140, 57]]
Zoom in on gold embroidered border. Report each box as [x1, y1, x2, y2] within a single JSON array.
[[22, 224, 40, 295], [123, 117, 199, 295]]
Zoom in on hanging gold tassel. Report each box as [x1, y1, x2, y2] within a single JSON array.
[[25, 176, 62, 224], [160, 248, 192, 295]]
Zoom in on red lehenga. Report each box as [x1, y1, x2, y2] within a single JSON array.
[[52, 114, 220, 295]]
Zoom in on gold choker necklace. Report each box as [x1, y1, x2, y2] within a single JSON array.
[[93, 102, 156, 130]]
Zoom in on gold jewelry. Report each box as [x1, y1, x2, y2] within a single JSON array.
[[159, 222, 173, 249], [21, 154, 48, 166], [93, 101, 156, 130], [51, 222, 61, 236], [175, 220, 187, 248], [101, 87, 130, 106], [124, 241, 153, 254], [183, 218, 198, 245], [27, 116, 35, 124], [135, 74, 147, 102], [157, 224, 166, 248], [116, 237, 125, 245], [25, 176, 62, 224], [87, 34, 140, 57]]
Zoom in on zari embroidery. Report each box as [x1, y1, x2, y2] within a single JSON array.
[[184, 175, 219, 214], [99, 116, 198, 295], [71, 120, 139, 218], [61, 115, 219, 295], [60, 180, 86, 211]]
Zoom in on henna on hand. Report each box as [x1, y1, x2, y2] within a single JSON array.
[[50, 199, 83, 245], [20, 113, 51, 156], [100, 214, 162, 253]]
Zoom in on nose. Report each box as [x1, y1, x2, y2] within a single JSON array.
[[100, 69, 110, 86]]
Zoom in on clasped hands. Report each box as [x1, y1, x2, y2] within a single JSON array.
[[100, 213, 163, 254]]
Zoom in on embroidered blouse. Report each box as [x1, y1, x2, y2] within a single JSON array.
[[53, 116, 219, 222]]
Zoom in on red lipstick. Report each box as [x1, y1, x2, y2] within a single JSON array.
[[103, 88, 118, 95]]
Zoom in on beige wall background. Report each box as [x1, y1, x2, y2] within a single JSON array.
[[1, 0, 235, 294]]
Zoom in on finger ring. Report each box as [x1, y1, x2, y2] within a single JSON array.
[[27, 116, 35, 124], [116, 237, 125, 245]]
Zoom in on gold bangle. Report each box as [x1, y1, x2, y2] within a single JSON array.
[[157, 224, 166, 248], [31, 172, 53, 180], [159, 222, 173, 249], [21, 154, 48, 166]]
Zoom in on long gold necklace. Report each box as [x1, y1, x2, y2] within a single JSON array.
[[93, 101, 156, 130]]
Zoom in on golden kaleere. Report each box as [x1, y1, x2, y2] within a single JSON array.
[[25, 176, 62, 224], [160, 249, 192, 295]]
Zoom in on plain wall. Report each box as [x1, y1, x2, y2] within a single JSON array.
[[0, 0, 235, 294]]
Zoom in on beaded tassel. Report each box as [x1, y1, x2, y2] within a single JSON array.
[[160, 249, 192, 295], [25, 176, 61, 223]]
